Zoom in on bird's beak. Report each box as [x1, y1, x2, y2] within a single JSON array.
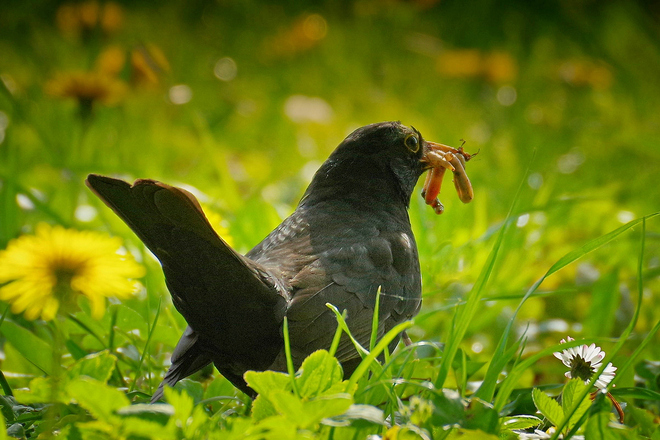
[[420, 141, 476, 214]]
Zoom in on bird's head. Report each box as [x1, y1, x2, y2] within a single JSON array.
[[301, 121, 472, 212]]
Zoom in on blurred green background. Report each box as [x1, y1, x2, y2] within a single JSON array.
[[0, 0, 659, 390]]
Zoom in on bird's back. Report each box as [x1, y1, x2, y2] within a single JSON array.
[[248, 196, 422, 373]]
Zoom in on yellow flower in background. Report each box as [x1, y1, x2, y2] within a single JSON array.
[[263, 13, 328, 58], [45, 70, 127, 110], [131, 44, 170, 86], [0, 224, 145, 321], [436, 49, 518, 83], [202, 206, 234, 248], [436, 49, 483, 78], [56, 1, 124, 38], [96, 45, 127, 76]]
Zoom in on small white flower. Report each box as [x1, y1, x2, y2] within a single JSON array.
[[553, 336, 617, 389]]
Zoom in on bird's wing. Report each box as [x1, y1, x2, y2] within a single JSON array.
[[282, 226, 422, 372], [151, 326, 211, 402], [86, 175, 287, 370]]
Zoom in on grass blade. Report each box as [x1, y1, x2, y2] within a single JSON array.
[[129, 297, 161, 393], [434, 156, 531, 389]]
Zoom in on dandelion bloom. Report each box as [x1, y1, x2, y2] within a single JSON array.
[[0, 224, 145, 321], [553, 336, 617, 389], [45, 71, 127, 110]]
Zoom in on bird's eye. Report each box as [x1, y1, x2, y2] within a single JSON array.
[[404, 134, 420, 153]]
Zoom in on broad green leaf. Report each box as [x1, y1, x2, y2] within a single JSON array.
[[267, 390, 305, 422], [245, 370, 292, 422], [13, 377, 55, 403], [462, 398, 499, 434], [244, 370, 291, 397], [562, 379, 591, 432], [532, 388, 563, 428], [430, 389, 466, 428], [297, 350, 343, 398], [585, 411, 621, 440], [501, 415, 543, 431], [268, 390, 352, 429], [66, 377, 129, 423], [68, 350, 117, 383], [116, 403, 173, 425], [0, 320, 52, 374], [172, 378, 204, 403], [250, 414, 299, 440], [251, 394, 278, 422], [322, 404, 385, 426]]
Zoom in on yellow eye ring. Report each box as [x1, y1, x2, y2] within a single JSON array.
[[404, 134, 420, 153]]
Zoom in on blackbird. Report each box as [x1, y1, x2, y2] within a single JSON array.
[[85, 121, 474, 402]]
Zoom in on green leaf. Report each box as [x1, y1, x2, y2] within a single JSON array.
[[116, 404, 173, 425], [532, 388, 563, 428], [610, 387, 660, 401], [244, 370, 291, 396], [431, 389, 466, 428], [297, 350, 343, 398], [462, 398, 499, 434], [0, 320, 52, 375], [172, 378, 204, 404], [268, 390, 352, 429], [68, 350, 117, 383], [66, 377, 129, 423], [322, 404, 385, 427], [562, 379, 591, 432], [164, 386, 193, 421], [244, 370, 291, 422], [13, 377, 55, 403], [501, 415, 543, 431], [585, 411, 621, 440]]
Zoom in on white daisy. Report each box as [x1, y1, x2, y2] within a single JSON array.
[[553, 336, 617, 389]]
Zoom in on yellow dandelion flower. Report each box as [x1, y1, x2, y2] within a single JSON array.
[[45, 71, 127, 111], [202, 206, 234, 248], [96, 45, 127, 77], [55, 1, 123, 38], [131, 44, 170, 86], [100, 2, 124, 34], [0, 224, 145, 321], [436, 49, 483, 78]]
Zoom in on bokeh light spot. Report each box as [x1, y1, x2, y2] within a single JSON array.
[[496, 85, 517, 106], [214, 57, 237, 81], [169, 84, 192, 105]]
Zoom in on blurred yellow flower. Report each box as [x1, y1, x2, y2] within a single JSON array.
[[0, 224, 145, 321], [484, 51, 518, 83], [558, 59, 613, 90], [45, 71, 127, 110], [436, 49, 518, 83], [436, 49, 482, 78], [263, 13, 328, 58], [131, 44, 170, 86], [56, 1, 124, 38], [202, 206, 234, 248], [96, 45, 127, 76]]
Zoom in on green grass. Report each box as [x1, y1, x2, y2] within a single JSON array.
[[0, 0, 659, 438]]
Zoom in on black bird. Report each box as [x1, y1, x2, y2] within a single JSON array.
[[85, 121, 474, 402]]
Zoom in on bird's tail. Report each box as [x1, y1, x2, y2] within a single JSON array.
[[86, 175, 286, 393]]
